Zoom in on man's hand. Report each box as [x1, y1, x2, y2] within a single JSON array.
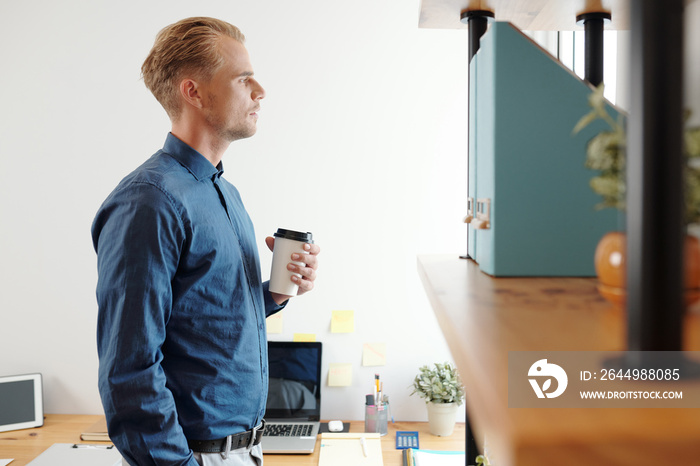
[[265, 236, 320, 305]]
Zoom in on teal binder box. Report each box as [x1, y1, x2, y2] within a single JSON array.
[[467, 22, 620, 276]]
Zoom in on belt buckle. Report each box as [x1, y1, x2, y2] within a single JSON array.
[[248, 419, 265, 449]]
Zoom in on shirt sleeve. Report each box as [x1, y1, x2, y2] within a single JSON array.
[[92, 182, 199, 466], [262, 280, 287, 317]]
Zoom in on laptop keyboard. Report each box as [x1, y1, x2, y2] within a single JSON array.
[[263, 424, 314, 437]]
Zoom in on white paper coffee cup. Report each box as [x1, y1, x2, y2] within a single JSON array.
[[269, 228, 314, 296]]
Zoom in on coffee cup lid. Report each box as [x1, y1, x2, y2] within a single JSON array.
[[274, 228, 314, 243]]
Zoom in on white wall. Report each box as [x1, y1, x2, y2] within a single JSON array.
[[0, 0, 468, 422]]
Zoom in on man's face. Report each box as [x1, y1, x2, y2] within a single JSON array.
[[200, 37, 265, 142]]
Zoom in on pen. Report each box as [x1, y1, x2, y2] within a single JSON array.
[[374, 374, 380, 405], [72, 444, 114, 449], [360, 436, 368, 457]]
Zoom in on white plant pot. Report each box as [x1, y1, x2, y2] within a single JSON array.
[[426, 402, 458, 436]]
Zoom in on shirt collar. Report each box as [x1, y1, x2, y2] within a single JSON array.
[[162, 133, 223, 181]]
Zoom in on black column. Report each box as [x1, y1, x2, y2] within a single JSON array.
[[460, 10, 494, 462], [576, 12, 611, 87], [626, 0, 685, 351], [462, 10, 493, 61]]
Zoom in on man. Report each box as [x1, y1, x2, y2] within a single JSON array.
[[91, 17, 320, 465]]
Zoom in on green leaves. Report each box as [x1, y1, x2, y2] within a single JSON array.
[[589, 176, 625, 210], [572, 110, 599, 136], [573, 83, 621, 136], [687, 127, 700, 158], [574, 83, 700, 224], [410, 362, 465, 405], [585, 131, 625, 171]]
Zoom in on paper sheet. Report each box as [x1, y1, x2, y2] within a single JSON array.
[[24, 443, 122, 466], [266, 312, 283, 334], [293, 333, 316, 342], [328, 363, 353, 386], [412, 449, 466, 466], [319, 433, 383, 466], [0, 460, 14, 466], [331, 310, 355, 333], [362, 342, 386, 366]]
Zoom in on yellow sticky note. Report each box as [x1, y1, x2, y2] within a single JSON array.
[[293, 333, 316, 342], [362, 343, 387, 367], [328, 363, 353, 387], [331, 310, 355, 333], [266, 312, 283, 334]]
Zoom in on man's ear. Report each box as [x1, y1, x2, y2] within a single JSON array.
[[179, 78, 203, 109]]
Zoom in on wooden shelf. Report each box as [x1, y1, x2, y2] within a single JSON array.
[[418, 255, 700, 465]]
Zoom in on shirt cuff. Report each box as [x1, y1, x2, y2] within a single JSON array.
[[263, 281, 288, 317]]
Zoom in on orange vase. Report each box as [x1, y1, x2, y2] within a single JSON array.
[[594, 232, 700, 309]]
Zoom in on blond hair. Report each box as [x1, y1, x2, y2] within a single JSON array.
[[141, 17, 245, 119]]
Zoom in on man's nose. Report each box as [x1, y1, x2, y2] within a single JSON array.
[[252, 79, 265, 100]]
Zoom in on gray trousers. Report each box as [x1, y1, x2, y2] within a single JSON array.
[[193, 444, 263, 466], [121, 444, 263, 466]]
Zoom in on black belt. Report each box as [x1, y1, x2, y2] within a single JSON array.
[[188, 421, 265, 453]]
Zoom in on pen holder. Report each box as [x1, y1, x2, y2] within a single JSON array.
[[364, 402, 389, 436]]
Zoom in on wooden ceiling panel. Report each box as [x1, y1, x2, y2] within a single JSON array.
[[418, 0, 630, 31]]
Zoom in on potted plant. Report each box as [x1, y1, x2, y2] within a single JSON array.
[[573, 84, 700, 308], [410, 362, 465, 436]]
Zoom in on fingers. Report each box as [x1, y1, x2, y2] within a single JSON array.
[[292, 243, 320, 268], [265, 236, 275, 252], [293, 252, 318, 271], [292, 273, 314, 293], [302, 242, 321, 256], [287, 262, 317, 282], [289, 242, 320, 295]]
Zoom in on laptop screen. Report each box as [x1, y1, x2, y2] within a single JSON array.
[[266, 341, 322, 421]]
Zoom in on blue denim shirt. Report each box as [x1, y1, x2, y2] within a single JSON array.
[[92, 133, 283, 465]]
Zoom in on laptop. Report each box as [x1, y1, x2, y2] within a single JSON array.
[[262, 341, 322, 454]]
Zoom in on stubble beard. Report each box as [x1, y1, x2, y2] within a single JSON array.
[[205, 95, 257, 143], [217, 113, 257, 142]]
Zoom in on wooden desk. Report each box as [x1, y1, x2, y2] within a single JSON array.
[[418, 254, 700, 466], [265, 421, 464, 466], [0, 414, 465, 466], [0, 415, 105, 465]]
